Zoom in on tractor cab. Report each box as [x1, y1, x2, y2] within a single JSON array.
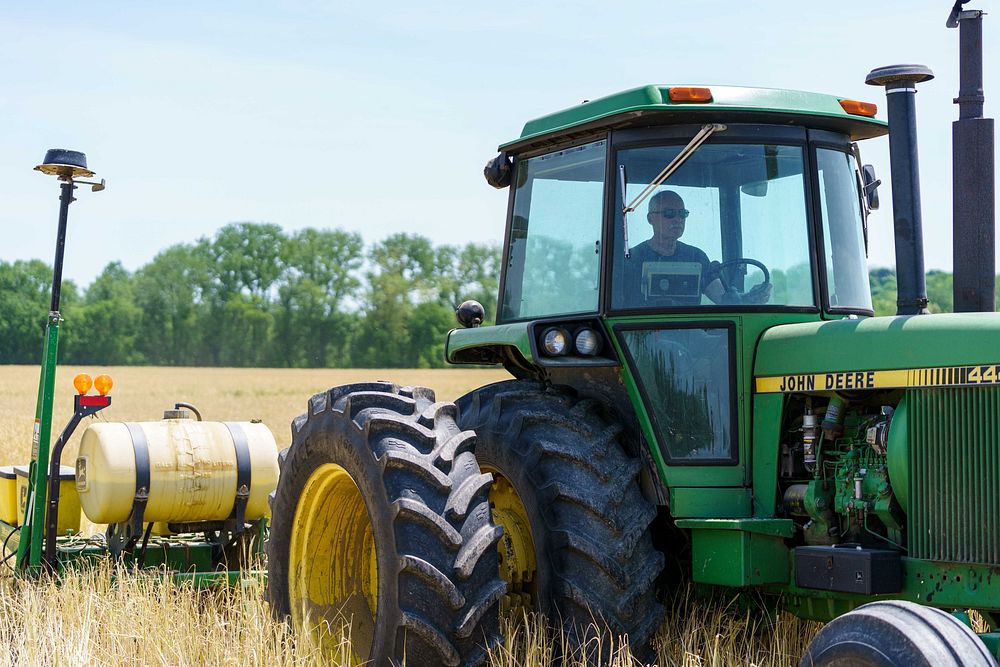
[[450, 85, 887, 490], [499, 113, 877, 323]]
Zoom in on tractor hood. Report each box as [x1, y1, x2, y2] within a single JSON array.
[[754, 313, 1000, 388]]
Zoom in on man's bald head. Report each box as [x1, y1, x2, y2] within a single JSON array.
[[648, 190, 684, 213], [646, 190, 688, 250]]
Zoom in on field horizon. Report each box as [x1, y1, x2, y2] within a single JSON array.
[[0, 365, 512, 467]]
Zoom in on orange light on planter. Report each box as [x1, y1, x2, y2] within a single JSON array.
[[73, 373, 93, 395], [94, 374, 114, 396]]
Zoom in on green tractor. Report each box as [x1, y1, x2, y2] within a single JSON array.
[[267, 19, 1000, 667]]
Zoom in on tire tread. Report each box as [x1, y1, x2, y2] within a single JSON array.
[[267, 383, 503, 666], [457, 380, 664, 660]]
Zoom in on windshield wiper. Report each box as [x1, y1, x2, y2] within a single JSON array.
[[621, 123, 726, 258]]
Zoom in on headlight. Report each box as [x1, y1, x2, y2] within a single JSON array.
[[573, 328, 602, 356], [540, 327, 570, 356]]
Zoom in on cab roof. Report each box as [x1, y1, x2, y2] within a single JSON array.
[[500, 85, 888, 154]]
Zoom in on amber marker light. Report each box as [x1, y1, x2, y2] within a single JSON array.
[[73, 373, 93, 395], [94, 374, 114, 396], [839, 99, 878, 117], [669, 87, 713, 103]]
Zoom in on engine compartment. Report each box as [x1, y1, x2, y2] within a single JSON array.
[[778, 392, 906, 552]]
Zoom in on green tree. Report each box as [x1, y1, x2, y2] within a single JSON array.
[[207, 223, 287, 303], [0, 260, 80, 364], [869, 267, 897, 316], [197, 224, 286, 366], [134, 244, 211, 365], [356, 234, 437, 367], [0, 260, 54, 363], [436, 243, 501, 323], [273, 229, 363, 367], [925, 270, 954, 313], [215, 295, 274, 366], [868, 267, 986, 315], [67, 262, 144, 364], [407, 301, 455, 368]]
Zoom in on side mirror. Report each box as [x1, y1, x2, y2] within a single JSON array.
[[862, 164, 881, 210]]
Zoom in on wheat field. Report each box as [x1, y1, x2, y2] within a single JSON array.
[[0, 365, 818, 666]]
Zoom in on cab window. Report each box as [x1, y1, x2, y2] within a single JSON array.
[[619, 324, 736, 462], [500, 140, 606, 322], [612, 143, 814, 310], [816, 148, 873, 311]]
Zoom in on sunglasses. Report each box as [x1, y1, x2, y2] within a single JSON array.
[[652, 208, 690, 220]]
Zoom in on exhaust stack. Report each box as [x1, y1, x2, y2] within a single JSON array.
[[866, 64, 934, 315], [949, 6, 996, 312]]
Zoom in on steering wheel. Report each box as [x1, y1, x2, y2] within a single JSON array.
[[716, 258, 771, 302]]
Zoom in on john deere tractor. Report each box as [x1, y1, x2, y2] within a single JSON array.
[[267, 11, 1000, 667]]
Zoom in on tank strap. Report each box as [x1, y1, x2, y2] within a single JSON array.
[[224, 422, 252, 531], [124, 422, 150, 534]]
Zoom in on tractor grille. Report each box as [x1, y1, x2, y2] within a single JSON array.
[[908, 386, 1000, 564]]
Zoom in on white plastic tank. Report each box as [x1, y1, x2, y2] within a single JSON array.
[[76, 419, 278, 525]]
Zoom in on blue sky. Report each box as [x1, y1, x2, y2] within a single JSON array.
[[1, 2, 996, 287]]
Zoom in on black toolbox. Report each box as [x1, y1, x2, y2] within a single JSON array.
[[794, 545, 902, 595]]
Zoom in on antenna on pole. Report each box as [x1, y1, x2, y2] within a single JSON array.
[[32, 149, 106, 313], [18, 148, 106, 572]]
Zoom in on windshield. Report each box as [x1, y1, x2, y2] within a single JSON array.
[[612, 143, 815, 310], [500, 140, 606, 322], [816, 148, 873, 311]]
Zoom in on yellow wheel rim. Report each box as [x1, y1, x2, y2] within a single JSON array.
[[485, 467, 538, 612], [288, 463, 378, 664]]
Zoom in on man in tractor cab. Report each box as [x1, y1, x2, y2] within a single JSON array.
[[627, 189, 772, 306]]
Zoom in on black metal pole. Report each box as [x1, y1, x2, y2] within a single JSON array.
[[866, 65, 935, 315], [49, 181, 76, 313], [958, 14, 984, 116], [42, 393, 111, 569], [43, 412, 82, 569], [952, 9, 996, 312]]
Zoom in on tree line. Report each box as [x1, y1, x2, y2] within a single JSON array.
[[868, 267, 1000, 315], [0, 223, 499, 368], [1, 225, 997, 368]]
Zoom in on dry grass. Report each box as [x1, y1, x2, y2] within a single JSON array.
[[0, 560, 314, 666], [489, 590, 819, 667], [0, 365, 818, 665], [654, 589, 819, 667]]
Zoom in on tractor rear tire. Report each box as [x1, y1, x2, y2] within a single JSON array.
[[456, 380, 665, 661], [267, 383, 505, 666], [799, 600, 998, 666]]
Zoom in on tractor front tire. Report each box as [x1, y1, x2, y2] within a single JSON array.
[[800, 600, 998, 666], [267, 383, 505, 666], [457, 380, 665, 660]]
